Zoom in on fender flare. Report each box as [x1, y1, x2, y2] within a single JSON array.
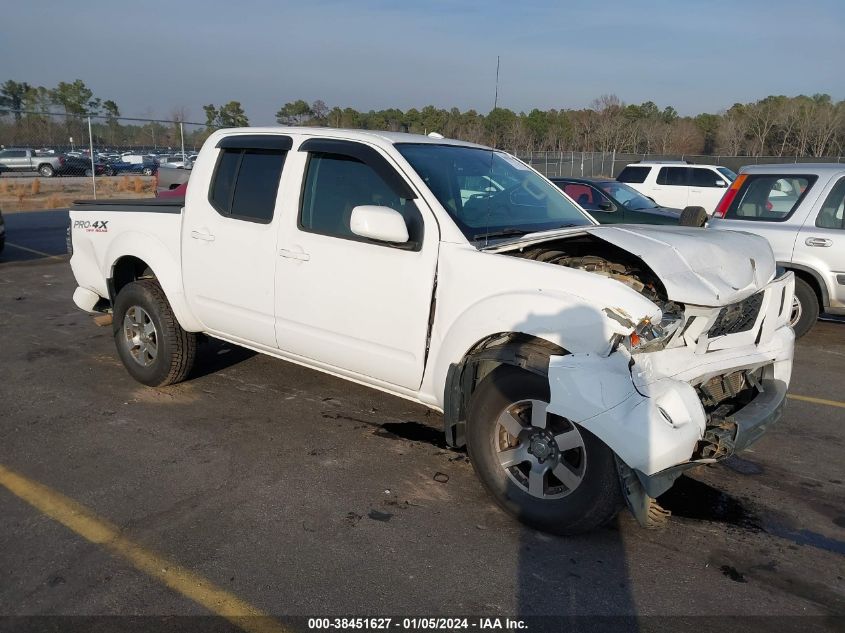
[[778, 261, 829, 308], [442, 332, 566, 447], [427, 290, 637, 447], [105, 231, 203, 332]]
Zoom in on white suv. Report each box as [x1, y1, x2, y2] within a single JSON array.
[[617, 161, 737, 214]]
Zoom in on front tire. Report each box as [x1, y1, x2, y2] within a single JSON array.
[[790, 277, 819, 338], [142, 167, 153, 176], [113, 279, 197, 386], [38, 164, 55, 177], [466, 365, 623, 535]]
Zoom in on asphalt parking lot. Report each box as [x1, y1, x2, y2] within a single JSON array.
[[1, 210, 844, 630]]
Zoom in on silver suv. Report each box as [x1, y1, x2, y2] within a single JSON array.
[[708, 163, 845, 337]]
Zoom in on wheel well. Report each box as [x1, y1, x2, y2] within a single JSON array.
[[443, 332, 566, 448], [110, 256, 156, 300], [784, 266, 825, 309]]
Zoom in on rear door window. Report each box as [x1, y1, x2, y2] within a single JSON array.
[[209, 148, 286, 223], [656, 167, 690, 186], [561, 183, 595, 207], [617, 166, 650, 183], [725, 175, 817, 222], [816, 177, 845, 230]]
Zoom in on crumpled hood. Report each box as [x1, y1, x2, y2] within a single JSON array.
[[582, 225, 775, 306]]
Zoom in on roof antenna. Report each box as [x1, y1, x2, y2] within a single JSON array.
[[484, 55, 500, 248]]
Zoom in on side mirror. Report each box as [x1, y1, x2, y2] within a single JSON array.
[[350, 205, 409, 244], [598, 200, 613, 212], [715, 180, 727, 187]]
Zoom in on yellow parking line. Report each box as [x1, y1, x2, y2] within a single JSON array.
[[0, 464, 289, 633], [4, 242, 67, 261], [787, 394, 845, 409]]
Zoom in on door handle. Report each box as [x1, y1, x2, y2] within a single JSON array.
[[805, 237, 832, 247], [279, 248, 310, 261], [190, 229, 215, 242]]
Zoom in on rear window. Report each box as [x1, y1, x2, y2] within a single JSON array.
[[725, 174, 817, 222], [617, 166, 650, 184]]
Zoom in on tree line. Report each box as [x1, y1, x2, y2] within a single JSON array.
[[2, 78, 843, 157], [275, 94, 844, 157]]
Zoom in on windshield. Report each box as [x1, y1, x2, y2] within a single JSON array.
[[596, 181, 658, 210], [396, 144, 592, 241], [717, 167, 737, 181]]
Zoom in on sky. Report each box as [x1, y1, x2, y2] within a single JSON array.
[[2, 0, 844, 125]]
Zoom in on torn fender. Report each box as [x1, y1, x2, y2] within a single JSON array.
[[546, 352, 705, 476]]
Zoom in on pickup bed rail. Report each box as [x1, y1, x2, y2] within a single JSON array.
[[72, 198, 184, 214]]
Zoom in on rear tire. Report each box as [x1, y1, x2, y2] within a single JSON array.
[[679, 206, 708, 227], [113, 279, 197, 386], [790, 277, 819, 338], [142, 167, 153, 176], [466, 365, 623, 535]]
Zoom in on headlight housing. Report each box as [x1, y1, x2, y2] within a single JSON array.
[[627, 314, 682, 353]]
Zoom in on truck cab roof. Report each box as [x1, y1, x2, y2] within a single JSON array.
[[216, 126, 490, 150]]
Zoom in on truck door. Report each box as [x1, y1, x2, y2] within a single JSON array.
[[181, 135, 292, 348], [794, 175, 845, 310], [274, 139, 439, 390]]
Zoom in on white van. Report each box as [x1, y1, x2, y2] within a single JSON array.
[[617, 161, 736, 214]]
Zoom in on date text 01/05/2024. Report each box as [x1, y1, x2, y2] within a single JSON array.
[[307, 617, 528, 630]]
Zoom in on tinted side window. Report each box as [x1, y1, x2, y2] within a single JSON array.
[[816, 177, 845, 230], [689, 168, 724, 187], [617, 166, 650, 184], [300, 152, 422, 249], [657, 167, 689, 186], [209, 148, 286, 223], [562, 183, 594, 207], [726, 175, 816, 222]]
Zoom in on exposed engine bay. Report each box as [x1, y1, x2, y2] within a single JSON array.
[[503, 235, 683, 320]]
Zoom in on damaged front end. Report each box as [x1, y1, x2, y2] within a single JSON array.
[[547, 269, 794, 527], [495, 231, 795, 528]]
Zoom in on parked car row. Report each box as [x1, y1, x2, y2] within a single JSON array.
[[617, 161, 737, 214], [546, 160, 842, 338], [0, 147, 202, 177]]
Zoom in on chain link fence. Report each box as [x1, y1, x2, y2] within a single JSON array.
[[0, 110, 214, 210], [511, 150, 845, 179], [2, 111, 845, 211]]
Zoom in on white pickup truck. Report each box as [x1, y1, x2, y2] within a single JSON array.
[[68, 128, 795, 534]]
